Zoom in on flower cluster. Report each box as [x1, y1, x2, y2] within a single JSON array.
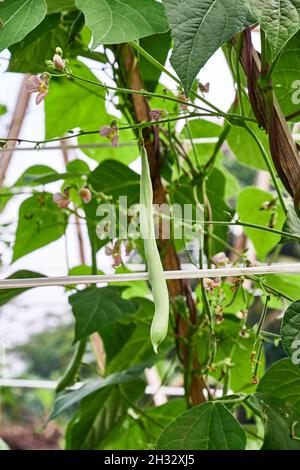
[[53, 187, 92, 208], [45, 47, 68, 72]]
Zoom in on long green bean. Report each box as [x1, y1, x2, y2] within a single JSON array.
[[139, 138, 169, 353]]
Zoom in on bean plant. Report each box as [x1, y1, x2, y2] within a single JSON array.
[[1, 0, 300, 451]]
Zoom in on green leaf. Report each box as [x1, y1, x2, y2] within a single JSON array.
[[106, 323, 169, 374], [281, 300, 300, 365], [69, 286, 139, 342], [248, 359, 300, 450], [139, 32, 171, 93], [88, 159, 140, 205], [14, 165, 58, 186], [75, 0, 168, 48], [158, 401, 246, 450], [66, 380, 144, 449], [227, 108, 272, 171], [13, 192, 68, 262], [163, 0, 253, 94], [46, 0, 76, 13], [272, 30, 300, 119], [265, 274, 300, 300], [103, 399, 187, 450], [45, 60, 108, 139], [8, 14, 67, 74], [50, 364, 146, 419], [0, 0, 47, 52], [248, 0, 300, 58], [0, 270, 45, 307], [237, 187, 286, 260]]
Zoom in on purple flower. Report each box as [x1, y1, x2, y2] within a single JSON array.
[[99, 121, 119, 147], [26, 74, 49, 105], [149, 109, 163, 121]]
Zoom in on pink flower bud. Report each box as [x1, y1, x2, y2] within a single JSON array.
[[212, 252, 229, 267], [79, 187, 92, 204], [53, 53, 65, 71], [53, 192, 69, 208]]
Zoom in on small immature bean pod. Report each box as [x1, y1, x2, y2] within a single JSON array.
[[139, 138, 169, 353]]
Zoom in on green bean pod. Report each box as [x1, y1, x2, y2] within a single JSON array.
[[139, 141, 169, 353]]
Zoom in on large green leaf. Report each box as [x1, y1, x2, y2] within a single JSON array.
[[106, 323, 169, 374], [46, 0, 76, 13], [281, 300, 300, 365], [88, 159, 140, 206], [227, 117, 272, 171], [9, 14, 67, 73], [265, 274, 300, 300], [237, 187, 286, 260], [0, 0, 47, 52], [45, 60, 108, 139], [13, 165, 58, 186], [272, 30, 300, 119], [103, 399, 187, 450], [139, 32, 171, 93], [163, 0, 253, 94], [248, 359, 300, 450], [0, 270, 45, 307], [248, 0, 300, 58], [66, 380, 144, 449], [158, 401, 246, 450], [13, 192, 68, 262], [50, 364, 146, 419], [75, 0, 168, 48], [69, 286, 139, 342]]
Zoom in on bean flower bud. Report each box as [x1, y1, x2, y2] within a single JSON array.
[[79, 187, 92, 204], [53, 53, 66, 71], [149, 109, 167, 121], [212, 252, 229, 267], [53, 192, 70, 208]]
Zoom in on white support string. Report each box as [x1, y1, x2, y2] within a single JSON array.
[[0, 378, 185, 397], [1, 263, 300, 289]]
